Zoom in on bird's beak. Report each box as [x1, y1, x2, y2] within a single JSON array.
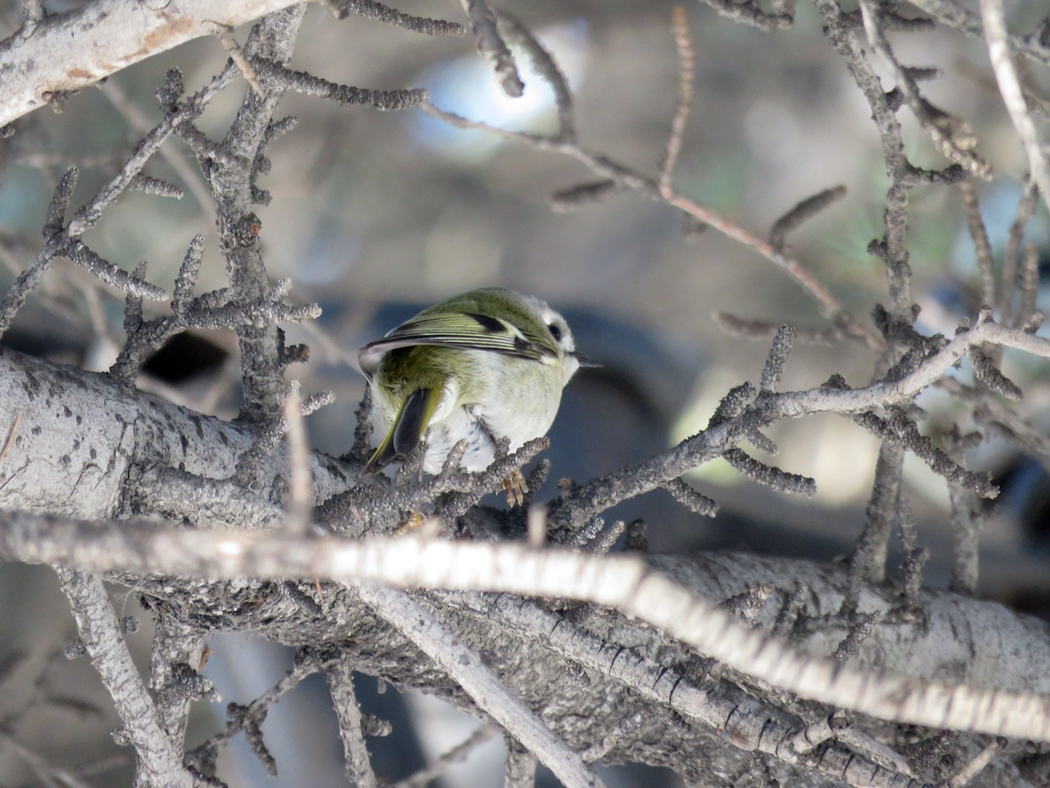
[[572, 352, 602, 369]]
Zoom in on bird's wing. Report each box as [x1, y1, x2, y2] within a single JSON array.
[[358, 312, 554, 377]]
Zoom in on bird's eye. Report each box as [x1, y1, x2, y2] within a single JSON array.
[[548, 323, 562, 341]]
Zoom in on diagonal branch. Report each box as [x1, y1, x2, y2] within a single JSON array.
[[0, 0, 303, 127], [9, 519, 1050, 745], [357, 584, 603, 788], [57, 569, 193, 788], [979, 0, 1050, 206]]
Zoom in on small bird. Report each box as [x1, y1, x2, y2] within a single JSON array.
[[358, 288, 588, 499]]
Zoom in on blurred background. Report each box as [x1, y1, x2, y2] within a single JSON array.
[[2, 0, 1050, 785]]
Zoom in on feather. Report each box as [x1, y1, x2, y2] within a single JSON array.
[[358, 306, 558, 376], [363, 385, 446, 474]]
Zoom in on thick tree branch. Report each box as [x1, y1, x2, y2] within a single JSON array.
[[0, 345, 354, 520], [6, 515, 1050, 747], [0, 0, 302, 127]]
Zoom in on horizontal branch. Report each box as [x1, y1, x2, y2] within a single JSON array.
[[0, 345, 354, 521], [552, 319, 1044, 529], [4, 513, 1050, 744], [776, 321, 1050, 417]]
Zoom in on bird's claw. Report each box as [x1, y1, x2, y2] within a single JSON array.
[[503, 470, 528, 507]]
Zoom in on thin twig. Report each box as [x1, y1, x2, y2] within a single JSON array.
[[202, 21, 265, 96], [389, 726, 496, 788], [759, 325, 796, 393], [495, 10, 576, 142], [357, 584, 603, 788], [1001, 178, 1040, 322], [659, 7, 694, 199], [459, 0, 523, 98], [946, 736, 1006, 787], [959, 181, 996, 310], [1017, 242, 1040, 328], [421, 98, 881, 349], [284, 382, 313, 536], [57, 570, 192, 788], [980, 0, 1050, 205], [324, 659, 379, 788], [768, 185, 848, 252], [0, 412, 19, 464], [186, 656, 329, 769]]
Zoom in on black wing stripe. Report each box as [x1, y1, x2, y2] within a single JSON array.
[[392, 388, 430, 457], [467, 312, 507, 333], [361, 337, 551, 362]]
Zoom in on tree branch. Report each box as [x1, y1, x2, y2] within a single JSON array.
[[0, 0, 302, 127], [357, 584, 602, 788], [57, 569, 193, 788], [7, 516, 1050, 746]]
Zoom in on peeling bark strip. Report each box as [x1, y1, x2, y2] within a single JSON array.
[[0, 0, 301, 127]]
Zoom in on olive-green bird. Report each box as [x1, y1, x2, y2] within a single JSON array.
[[358, 287, 588, 484]]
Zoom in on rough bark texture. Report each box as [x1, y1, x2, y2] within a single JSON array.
[[3, 0, 1050, 785], [0, 0, 302, 127]]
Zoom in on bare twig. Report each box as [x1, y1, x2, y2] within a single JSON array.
[[203, 21, 265, 96], [389, 726, 496, 788], [659, 7, 694, 199], [768, 185, 848, 252], [662, 477, 719, 517], [249, 59, 428, 111], [57, 570, 192, 788], [696, 0, 793, 31], [495, 10, 575, 142], [1017, 242, 1041, 328], [785, 711, 851, 755], [459, 0, 523, 98], [1002, 178, 1040, 322], [322, 0, 463, 35], [908, 0, 1050, 67], [759, 325, 796, 393], [980, 0, 1050, 205], [356, 584, 603, 788], [959, 181, 996, 309], [420, 99, 881, 349], [859, 0, 988, 178], [0, 412, 19, 464], [946, 736, 1006, 786], [324, 659, 379, 788], [283, 382, 314, 536], [580, 711, 643, 763]]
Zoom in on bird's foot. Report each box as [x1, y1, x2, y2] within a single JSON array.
[[394, 511, 426, 535], [503, 470, 529, 507]]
